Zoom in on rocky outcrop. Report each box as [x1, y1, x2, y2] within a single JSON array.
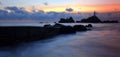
[[80, 16, 102, 23], [0, 23, 92, 46], [85, 24, 93, 27], [58, 17, 75, 23], [76, 16, 119, 23], [73, 25, 87, 31], [53, 23, 76, 34]]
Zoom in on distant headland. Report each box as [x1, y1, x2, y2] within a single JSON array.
[[59, 11, 119, 23]]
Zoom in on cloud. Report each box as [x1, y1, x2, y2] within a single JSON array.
[[43, 2, 48, 6], [0, 9, 8, 14], [5, 7, 19, 11], [0, 2, 2, 5], [66, 8, 74, 12], [5, 7, 29, 14], [0, 6, 120, 22], [0, 7, 82, 22]]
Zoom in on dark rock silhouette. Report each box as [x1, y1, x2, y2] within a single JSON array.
[[85, 24, 93, 30], [73, 25, 87, 31], [80, 16, 102, 23], [53, 23, 76, 34], [85, 24, 93, 27], [76, 16, 119, 23], [76, 11, 101, 23], [0, 26, 59, 46], [59, 26, 76, 34], [76, 11, 119, 23], [0, 23, 92, 46], [59, 17, 75, 23], [44, 24, 52, 28], [53, 23, 65, 28]]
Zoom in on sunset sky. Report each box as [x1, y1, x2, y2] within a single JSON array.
[[1, 0, 120, 12], [0, 0, 120, 22]]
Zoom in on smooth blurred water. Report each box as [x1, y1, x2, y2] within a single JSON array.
[[0, 23, 120, 57]]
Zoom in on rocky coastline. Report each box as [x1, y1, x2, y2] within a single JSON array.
[[0, 23, 92, 46]]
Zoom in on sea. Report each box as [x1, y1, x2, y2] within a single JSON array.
[[0, 23, 120, 57]]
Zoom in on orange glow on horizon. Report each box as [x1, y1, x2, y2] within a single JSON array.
[[23, 4, 120, 13]]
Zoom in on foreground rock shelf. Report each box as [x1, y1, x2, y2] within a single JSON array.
[[0, 23, 92, 46]]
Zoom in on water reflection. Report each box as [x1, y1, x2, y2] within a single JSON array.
[[0, 23, 120, 57]]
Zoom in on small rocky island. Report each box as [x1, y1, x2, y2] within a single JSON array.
[[58, 17, 75, 23], [59, 11, 119, 23], [78, 16, 101, 23], [76, 16, 119, 23], [76, 11, 102, 23]]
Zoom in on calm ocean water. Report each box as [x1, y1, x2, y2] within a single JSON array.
[[0, 23, 120, 57]]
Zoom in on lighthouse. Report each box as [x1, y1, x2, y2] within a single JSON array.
[[93, 11, 96, 16]]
